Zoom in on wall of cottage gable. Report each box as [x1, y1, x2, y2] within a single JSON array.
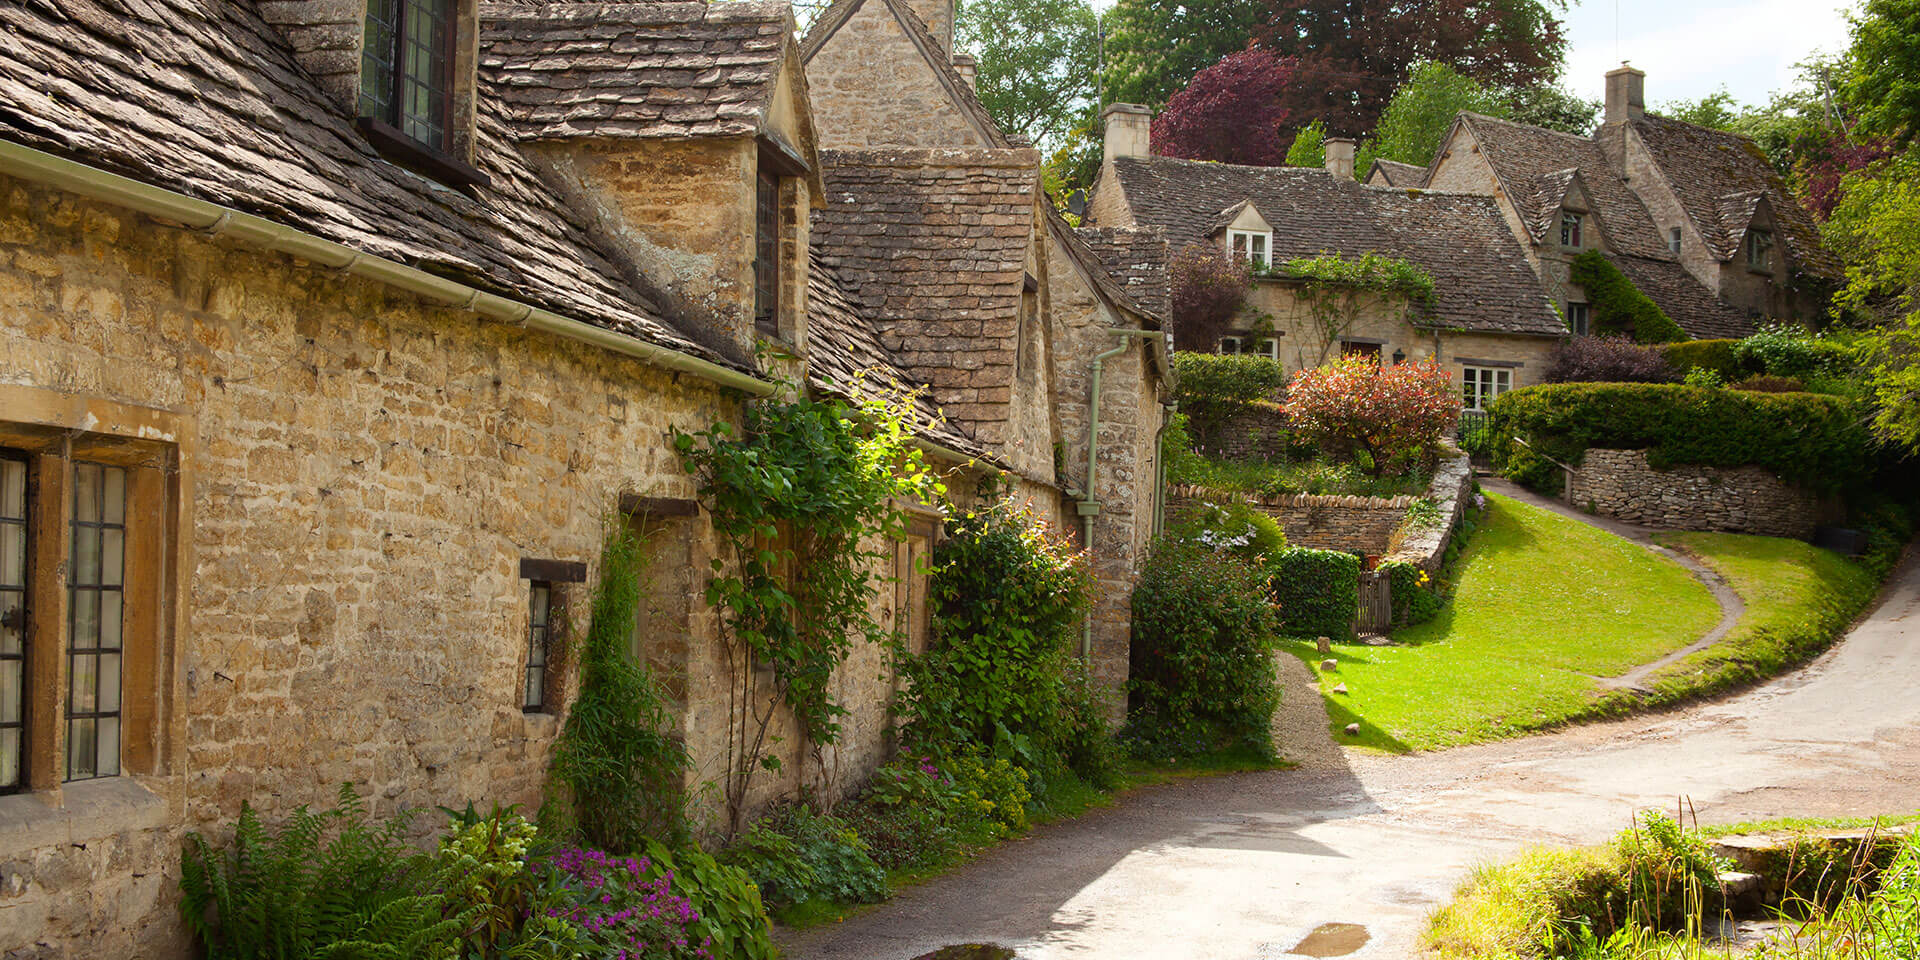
[[1086, 166, 1138, 230], [0, 177, 919, 957], [1237, 282, 1421, 374], [805, 2, 987, 149], [1435, 331, 1557, 395]]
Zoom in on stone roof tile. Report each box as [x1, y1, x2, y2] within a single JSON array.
[[1075, 225, 1171, 321], [1367, 158, 1429, 187]]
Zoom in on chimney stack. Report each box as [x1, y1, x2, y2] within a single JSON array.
[[905, 0, 955, 51], [1102, 103, 1154, 165], [1324, 137, 1356, 180], [1605, 63, 1646, 124], [950, 53, 977, 90]]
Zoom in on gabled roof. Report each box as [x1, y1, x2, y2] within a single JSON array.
[[1613, 255, 1755, 340], [1101, 156, 1564, 336], [1076, 225, 1171, 322], [811, 147, 1040, 429], [1452, 112, 1674, 261], [479, 1, 791, 142], [1366, 158, 1429, 187], [1629, 114, 1841, 279], [800, 0, 1012, 149], [0, 0, 728, 363], [1206, 199, 1264, 236]]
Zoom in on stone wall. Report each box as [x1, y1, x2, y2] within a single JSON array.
[[1566, 448, 1821, 539], [1167, 486, 1412, 556], [803, 0, 988, 150], [1201, 402, 1294, 463], [0, 177, 928, 957], [1382, 452, 1474, 574]]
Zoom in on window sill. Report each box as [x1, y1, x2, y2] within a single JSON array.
[[356, 117, 490, 188], [0, 777, 167, 851]]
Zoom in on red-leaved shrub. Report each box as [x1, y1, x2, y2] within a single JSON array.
[[1169, 245, 1254, 352], [1283, 356, 1460, 476], [1543, 335, 1677, 384], [1151, 49, 1300, 166]]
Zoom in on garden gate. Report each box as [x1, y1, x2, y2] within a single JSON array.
[[1355, 570, 1392, 635]]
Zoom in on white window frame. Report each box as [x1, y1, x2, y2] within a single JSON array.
[[1216, 336, 1279, 360], [1559, 211, 1583, 249], [1669, 226, 1683, 254], [1566, 301, 1590, 336], [1461, 366, 1512, 411], [1227, 229, 1271, 269], [1745, 229, 1773, 272]]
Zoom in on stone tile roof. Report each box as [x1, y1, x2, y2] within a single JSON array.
[[1528, 167, 1582, 241], [0, 0, 733, 364], [1102, 156, 1563, 336], [1456, 112, 1674, 261], [800, 0, 1013, 149], [1076, 225, 1171, 322], [1367, 158, 1429, 187], [1614, 256, 1756, 340], [478, 2, 790, 141], [1630, 115, 1841, 279], [812, 147, 1040, 431], [804, 248, 989, 458]]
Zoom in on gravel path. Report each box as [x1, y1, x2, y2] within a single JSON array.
[[778, 542, 1920, 960]]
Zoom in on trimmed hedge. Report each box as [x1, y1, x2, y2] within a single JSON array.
[[1485, 383, 1871, 494], [1272, 547, 1360, 643], [1661, 339, 1741, 378], [1171, 352, 1290, 443], [1569, 251, 1687, 344], [1128, 540, 1283, 758]]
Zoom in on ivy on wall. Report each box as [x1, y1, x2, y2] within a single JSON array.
[[1569, 250, 1687, 344], [1260, 252, 1438, 369]]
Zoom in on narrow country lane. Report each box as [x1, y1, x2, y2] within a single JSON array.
[[779, 546, 1920, 960]]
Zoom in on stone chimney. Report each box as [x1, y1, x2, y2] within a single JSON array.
[[1102, 103, 1154, 164], [951, 53, 978, 90], [905, 0, 956, 51], [1605, 63, 1646, 124], [1324, 137, 1356, 180]]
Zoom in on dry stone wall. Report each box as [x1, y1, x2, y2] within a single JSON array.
[[1566, 448, 1820, 539]]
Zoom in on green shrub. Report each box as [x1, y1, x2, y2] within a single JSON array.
[[950, 750, 1033, 835], [1662, 338, 1742, 378], [1734, 321, 1856, 380], [1615, 811, 1734, 929], [637, 842, 776, 960], [1126, 539, 1282, 760], [721, 806, 888, 910], [1380, 560, 1442, 629], [1272, 547, 1362, 643], [1172, 499, 1288, 563], [1682, 366, 1726, 388], [1569, 250, 1687, 343], [1484, 383, 1871, 494], [1733, 373, 1807, 392], [1171, 353, 1291, 443], [838, 758, 989, 871], [1056, 658, 1123, 789]]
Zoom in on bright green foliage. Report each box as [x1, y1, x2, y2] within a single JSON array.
[[955, 0, 1099, 156], [1823, 149, 1920, 452], [1654, 88, 1743, 130], [1126, 539, 1282, 759], [548, 522, 689, 852], [1284, 119, 1327, 167], [638, 841, 777, 960], [1504, 82, 1599, 136], [1484, 382, 1872, 493], [1615, 811, 1737, 930], [1379, 559, 1441, 629], [1732, 321, 1857, 380], [428, 812, 578, 959], [948, 749, 1034, 834], [895, 503, 1094, 772], [1568, 251, 1687, 343], [1170, 353, 1289, 445], [721, 805, 889, 910], [1098, 0, 1263, 108], [1660, 339, 1742, 379], [675, 384, 944, 832], [1847, 0, 1920, 147], [1270, 251, 1437, 304], [1177, 499, 1288, 562], [1271, 547, 1361, 643], [1370, 61, 1509, 167]]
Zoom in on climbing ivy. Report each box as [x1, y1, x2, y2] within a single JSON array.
[[1259, 253, 1436, 368], [1569, 250, 1687, 343], [674, 381, 945, 835]]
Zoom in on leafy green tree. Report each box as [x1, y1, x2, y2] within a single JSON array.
[[1100, 0, 1265, 108], [1656, 88, 1743, 130], [1848, 0, 1920, 147], [957, 0, 1100, 155], [1505, 82, 1599, 135], [1826, 149, 1920, 449], [1284, 119, 1326, 166], [1369, 61, 1508, 166]]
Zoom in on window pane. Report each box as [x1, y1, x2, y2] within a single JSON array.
[[74, 463, 99, 523], [0, 728, 16, 788], [525, 666, 544, 708], [73, 527, 99, 586], [72, 652, 97, 713], [0, 525, 22, 587], [68, 717, 95, 780], [96, 716, 120, 778], [0, 592, 19, 656], [531, 584, 550, 627], [72, 589, 99, 648], [98, 653, 122, 714], [103, 468, 125, 525], [102, 529, 124, 587], [0, 459, 22, 518], [0, 659, 19, 723], [99, 591, 122, 650]]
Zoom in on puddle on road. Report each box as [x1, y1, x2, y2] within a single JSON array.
[[1288, 922, 1370, 957], [913, 945, 1015, 960]]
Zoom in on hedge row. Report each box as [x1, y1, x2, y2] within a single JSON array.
[[1272, 547, 1360, 643], [1660, 339, 1740, 378], [1485, 383, 1871, 493]]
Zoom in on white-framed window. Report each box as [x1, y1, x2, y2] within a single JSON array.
[[1567, 301, 1590, 336], [1669, 226, 1683, 254], [1745, 228, 1773, 272], [1560, 211, 1583, 248], [1217, 336, 1279, 360], [1461, 366, 1512, 411], [1227, 230, 1270, 269]]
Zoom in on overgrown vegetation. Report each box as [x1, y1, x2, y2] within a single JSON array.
[[1567, 251, 1688, 344], [1169, 352, 1289, 445]]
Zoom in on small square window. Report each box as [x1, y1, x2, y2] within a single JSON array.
[[1227, 230, 1270, 269], [1567, 302, 1591, 336], [1669, 227, 1683, 254]]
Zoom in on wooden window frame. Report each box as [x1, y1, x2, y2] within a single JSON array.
[[1560, 211, 1583, 249], [1669, 226, 1683, 254], [1567, 301, 1591, 336], [0, 450, 30, 794], [358, 0, 487, 186], [1745, 229, 1774, 273], [1227, 230, 1271, 269], [1460, 366, 1512, 411]]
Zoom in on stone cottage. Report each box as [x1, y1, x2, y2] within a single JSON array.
[[1087, 111, 1564, 415], [802, 0, 1173, 709], [0, 0, 1164, 953], [1414, 66, 1840, 330]]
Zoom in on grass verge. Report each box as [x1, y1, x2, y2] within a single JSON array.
[[1283, 493, 1720, 752]]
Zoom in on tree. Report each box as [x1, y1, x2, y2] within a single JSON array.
[[1505, 82, 1599, 135], [1370, 61, 1508, 167], [1655, 88, 1743, 130], [1284, 119, 1326, 166], [1100, 0, 1265, 108], [1283, 355, 1460, 476], [1151, 49, 1300, 165], [1169, 244, 1255, 352], [1252, 0, 1567, 136], [957, 0, 1100, 155], [1847, 0, 1920, 148]]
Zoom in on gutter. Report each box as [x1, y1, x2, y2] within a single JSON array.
[[1078, 325, 1165, 659], [0, 139, 776, 398]]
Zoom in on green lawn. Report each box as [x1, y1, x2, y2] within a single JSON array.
[[1283, 492, 1721, 752]]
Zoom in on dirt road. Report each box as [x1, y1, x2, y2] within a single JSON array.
[[780, 547, 1920, 960]]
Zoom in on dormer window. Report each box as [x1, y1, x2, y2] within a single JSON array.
[[358, 0, 485, 185], [1745, 229, 1773, 273], [754, 168, 781, 337], [1669, 227, 1683, 254], [1560, 211, 1583, 249], [1228, 230, 1271, 269]]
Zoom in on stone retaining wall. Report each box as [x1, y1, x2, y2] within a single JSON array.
[[1567, 448, 1820, 539], [1199, 402, 1294, 464], [1166, 451, 1473, 559], [1383, 452, 1475, 574]]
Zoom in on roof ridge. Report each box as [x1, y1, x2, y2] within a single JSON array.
[[1461, 111, 1595, 144]]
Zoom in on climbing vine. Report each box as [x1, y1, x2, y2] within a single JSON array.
[[674, 380, 945, 835], [1260, 252, 1437, 368]]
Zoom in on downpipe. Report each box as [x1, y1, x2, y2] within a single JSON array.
[[1079, 327, 1166, 659]]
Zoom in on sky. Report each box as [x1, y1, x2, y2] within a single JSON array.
[[1558, 0, 1854, 109]]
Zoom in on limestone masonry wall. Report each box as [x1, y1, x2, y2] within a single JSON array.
[[1567, 448, 1819, 539]]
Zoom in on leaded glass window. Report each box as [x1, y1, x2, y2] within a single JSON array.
[[0, 452, 28, 793], [66, 462, 124, 782], [524, 582, 550, 711], [361, 0, 455, 152], [754, 170, 780, 336]]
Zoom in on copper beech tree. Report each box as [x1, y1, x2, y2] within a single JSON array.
[[1283, 355, 1461, 476]]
